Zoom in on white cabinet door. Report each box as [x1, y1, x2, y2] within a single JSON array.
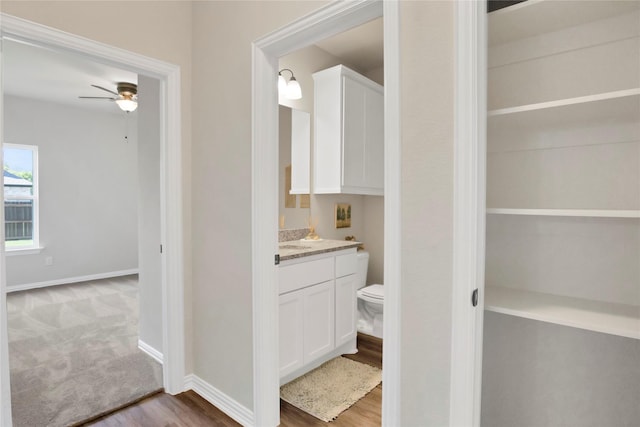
[[279, 291, 304, 378], [335, 274, 358, 347], [343, 76, 384, 193], [365, 87, 384, 191], [343, 76, 367, 189], [303, 280, 335, 363]]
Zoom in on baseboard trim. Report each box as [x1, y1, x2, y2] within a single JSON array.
[[138, 339, 164, 365], [7, 269, 139, 293], [183, 374, 254, 427]]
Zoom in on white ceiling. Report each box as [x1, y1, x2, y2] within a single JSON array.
[[314, 17, 383, 72], [2, 16, 382, 112], [3, 39, 137, 114]]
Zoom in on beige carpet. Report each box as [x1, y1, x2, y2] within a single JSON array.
[[280, 357, 382, 422], [7, 275, 163, 427]]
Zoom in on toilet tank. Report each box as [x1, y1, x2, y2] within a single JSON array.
[[356, 250, 369, 290]]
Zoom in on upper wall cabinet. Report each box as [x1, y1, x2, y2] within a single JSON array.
[[313, 65, 384, 196]]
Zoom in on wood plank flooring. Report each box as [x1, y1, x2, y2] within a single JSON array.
[[82, 391, 242, 427], [85, 333, 382, 427]]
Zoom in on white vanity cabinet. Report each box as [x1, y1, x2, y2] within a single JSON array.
[[334, 252, 359, 347], [278, 248, 358, 384], [313, 65, 384, 196]]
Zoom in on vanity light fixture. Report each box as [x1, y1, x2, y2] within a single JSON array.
[[278, 68, 302, 100]]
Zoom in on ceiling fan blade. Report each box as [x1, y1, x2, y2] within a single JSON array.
[[78, 96, 116, 100], [90, 84, 119, 96]]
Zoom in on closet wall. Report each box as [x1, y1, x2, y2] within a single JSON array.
[[482, 2, 640, 426]]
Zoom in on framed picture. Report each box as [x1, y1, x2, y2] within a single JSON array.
[[335, 203, 351, 228]]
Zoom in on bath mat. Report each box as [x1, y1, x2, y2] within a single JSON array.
[[280, 356, 382, 422]]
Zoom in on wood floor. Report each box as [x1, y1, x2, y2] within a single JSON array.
[[81, 391, 241, 427], [85, 333, 383, 427]]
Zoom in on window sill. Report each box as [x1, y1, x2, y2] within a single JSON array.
[[5, 247, 44, 256]]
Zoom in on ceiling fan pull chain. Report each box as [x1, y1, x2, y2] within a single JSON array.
[[124, 112, 129, 143]]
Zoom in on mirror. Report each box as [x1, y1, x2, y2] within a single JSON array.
[[279, 105, 311, 230]]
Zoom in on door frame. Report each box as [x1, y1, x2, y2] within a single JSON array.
[[450, 1, 487, 425], [0, 13, 185, 426], [253, 0, 485, 426], [251, 1, 392, 425]]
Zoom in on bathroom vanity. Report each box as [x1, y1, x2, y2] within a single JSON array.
[[278, 239, 360, 385]]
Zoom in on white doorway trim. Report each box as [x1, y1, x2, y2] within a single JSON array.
[[253, 0, 484, 426], [251, 1, 397, 425], [0, 13, 185, 426], [450, 1, 487, 426]]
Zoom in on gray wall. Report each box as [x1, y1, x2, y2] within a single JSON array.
[[482, 312, 640, 427], [4, 95, 139, 287], [136, 75, 163, 353]]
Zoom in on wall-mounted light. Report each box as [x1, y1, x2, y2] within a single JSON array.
[[278, 68, 302, 100]]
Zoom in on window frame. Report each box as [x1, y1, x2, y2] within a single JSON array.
[[3, 143, 40, 254]]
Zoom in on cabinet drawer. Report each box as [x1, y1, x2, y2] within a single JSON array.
[[279, 257, 334, 294], [335, 252, 357, 277]]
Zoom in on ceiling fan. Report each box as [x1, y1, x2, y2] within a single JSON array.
[[79, 82, 138, 112]]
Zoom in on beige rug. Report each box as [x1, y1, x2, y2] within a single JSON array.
[[280, 357, 382, 422]]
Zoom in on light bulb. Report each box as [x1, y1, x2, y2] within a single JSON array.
[[116, 99, 138, 112], [286, 77, 302, 100]]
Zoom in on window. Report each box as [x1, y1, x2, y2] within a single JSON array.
[[3, 144, 39, 251]]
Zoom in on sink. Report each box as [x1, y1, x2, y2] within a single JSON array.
[[280, 244, 312, 250]]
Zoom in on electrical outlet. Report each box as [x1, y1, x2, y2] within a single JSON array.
[[45, 256, 53, 266]]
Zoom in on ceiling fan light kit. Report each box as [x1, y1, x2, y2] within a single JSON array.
[[79, 81, 138, 112]]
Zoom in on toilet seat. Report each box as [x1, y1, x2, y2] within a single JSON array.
[[357, 284, 384, 304]]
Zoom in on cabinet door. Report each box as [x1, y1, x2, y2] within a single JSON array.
[[364, 88, 384, 190], [335, 274, 358, 347], [342, 76, 367, 189], [342, 75, 384, 194], [303, 280, 335, 363], [279, 292, 304, 378]]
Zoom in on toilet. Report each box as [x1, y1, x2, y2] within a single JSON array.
[[355, 250, 384, 339]]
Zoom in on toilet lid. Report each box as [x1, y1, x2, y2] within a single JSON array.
[[359, 284, 384, 300]]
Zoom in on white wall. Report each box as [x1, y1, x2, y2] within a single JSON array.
[[399, 2, 456, 425], [482, 312, 640, 427], [191, 0, 329, 409], [4, 95, 138, 287], [137, 75, 163, 353], [4, 2, 464, 424]]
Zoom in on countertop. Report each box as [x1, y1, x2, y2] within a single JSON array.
[[278, 239, 361, 261]]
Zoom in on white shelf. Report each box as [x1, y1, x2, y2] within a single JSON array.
[[485, 285, 640, 340], [488, 89, 640, 117], [489, 0, 640, 46], [487, 208, 640, 218], [488, 89, 640, 130]]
